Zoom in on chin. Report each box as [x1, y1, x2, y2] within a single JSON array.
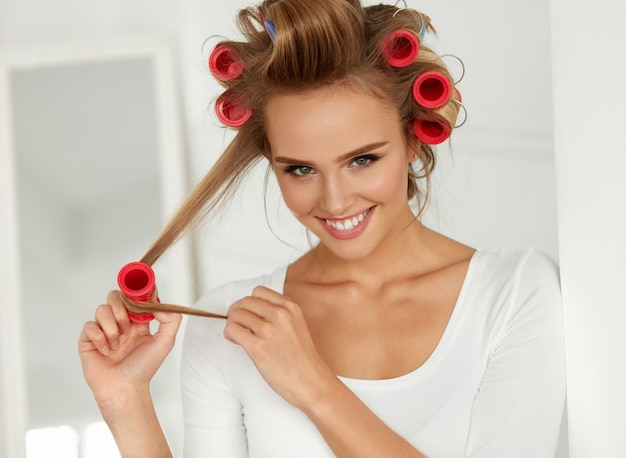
[[317, 237, 379, 263]]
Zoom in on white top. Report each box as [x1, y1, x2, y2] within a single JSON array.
[[181, 248, 566, 457]]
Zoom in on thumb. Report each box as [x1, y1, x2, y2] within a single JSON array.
[[152, 311, 183, 349]]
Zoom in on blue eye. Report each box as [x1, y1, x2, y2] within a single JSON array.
[[287, 165, 315, 176], [350, 156, 371, 167], [350, 154, 380, 168]]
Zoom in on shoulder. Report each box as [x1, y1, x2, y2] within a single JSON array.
[[181, 266, 288, 375], [471, 247, 560, 289], [466, 248, 563, 340], [474, 247, 558, 271], [182, 265, 288, 351], [192, 265, 288, 316]]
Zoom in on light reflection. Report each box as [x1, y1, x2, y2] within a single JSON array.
[[26, 422, 120, 458], [26, 425, 78, 458]]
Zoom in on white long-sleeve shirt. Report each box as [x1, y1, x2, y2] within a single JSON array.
[[181, 248, 566, 457]]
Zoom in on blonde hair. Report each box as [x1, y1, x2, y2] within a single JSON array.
[[134, 0, 461, 314]]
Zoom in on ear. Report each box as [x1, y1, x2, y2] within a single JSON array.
[[405, 128, 422, 163], [406, 137, 422, 163]]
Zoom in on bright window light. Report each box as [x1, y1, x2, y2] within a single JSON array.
[[26, 425, 79, 458], [82, 421, 120, 458]]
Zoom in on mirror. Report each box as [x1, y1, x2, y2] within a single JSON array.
[[0, 36, 192, 456]]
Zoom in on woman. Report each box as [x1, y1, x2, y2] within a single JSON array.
[[78, 1, 566, 456]]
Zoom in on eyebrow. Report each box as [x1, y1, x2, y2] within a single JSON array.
[[273, 141, 388, 166]]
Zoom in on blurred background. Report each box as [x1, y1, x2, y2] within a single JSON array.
[[1, 0, 623, 457]]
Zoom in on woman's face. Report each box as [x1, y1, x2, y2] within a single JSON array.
[[266, 86, 417, 261]]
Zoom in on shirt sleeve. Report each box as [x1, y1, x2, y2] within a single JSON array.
[[180, 286, 249, 458], [464, 250, 566, 457]]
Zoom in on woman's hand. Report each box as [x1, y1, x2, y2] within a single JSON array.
[[78, 290, 182, 410], [223, 286, 335, 409], [78, 291, 179, 457], [223, 286, 426, 458]]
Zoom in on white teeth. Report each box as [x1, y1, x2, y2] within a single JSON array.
[[325, 209, 369, 231]]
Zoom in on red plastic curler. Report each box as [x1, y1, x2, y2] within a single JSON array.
[[412, 71, 452, 109], [413, 118, 451, 145], [117, 261, 157, 324], [208, 45, 244, 81], [215, 92, 253, 128], [382, 30, 420, 68]]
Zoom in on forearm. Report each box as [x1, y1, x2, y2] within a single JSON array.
[[99, 386, 172, 458], [303, 378, 425, 458]]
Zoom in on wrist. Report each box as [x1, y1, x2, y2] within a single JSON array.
[[96, 383, 152, 423], [99, 386, 172, 458], [298, 374, 346, 419]]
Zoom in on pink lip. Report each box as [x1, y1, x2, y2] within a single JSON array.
[[317, 206, 375, 240]]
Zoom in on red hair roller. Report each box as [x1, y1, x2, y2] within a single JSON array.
[[413, 118, 451, 145], [412, 71, 452, 109], [382, 30, 420, 68], [117, 262, 157, 323], [215, 92, 253, 128], [209, 45, 244, 81]]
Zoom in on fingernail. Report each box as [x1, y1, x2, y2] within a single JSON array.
[[110, 340, 119, 350], [101, 345, 111, 355]]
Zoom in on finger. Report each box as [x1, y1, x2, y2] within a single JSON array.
[[78, 321, 112, 356], [251, 285, 292, 305], [152, 311, 183, 348], [94, 304, 123, 350], [227, 305, 269, 336], [223, 319, 260, 349], [249, 288, 301, 324], [153, 310, 182, 326], [107, 290, 131, 333], [230, 293, 288, 319]]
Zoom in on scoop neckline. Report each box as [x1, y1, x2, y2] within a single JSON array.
[[269, 250, 482, 388]]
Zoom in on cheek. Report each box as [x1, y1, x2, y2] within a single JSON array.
[[365, 162, 409, 202], [275, 178, 318, 216]]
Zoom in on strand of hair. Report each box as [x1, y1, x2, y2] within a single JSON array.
[[123, 297, 227, 320]]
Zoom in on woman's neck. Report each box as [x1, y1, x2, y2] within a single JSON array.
[[290, 216, 475, 291], [296, 218, 432, 285]]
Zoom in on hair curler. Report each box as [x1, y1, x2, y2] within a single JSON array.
[[208, 45, 244, 81], [264, 19, 277, 43], [382, 30, 419, 68], [117, 262, 157, 323], [215, 91, 253, 128], [412, 71, 452, 109], [413, 118, 451, 145]]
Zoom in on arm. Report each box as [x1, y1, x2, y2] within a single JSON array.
[[78, 290, 181, 458], [98, 386, 171, 458], [464, 251, 566, 457], [180, 312, 249, 457], [301, 376, 425, 458], [224, 286, 425, 458]]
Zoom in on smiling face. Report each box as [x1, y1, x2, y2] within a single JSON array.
[[266, 85, 419, 261]]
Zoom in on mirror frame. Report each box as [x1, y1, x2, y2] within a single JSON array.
[[0, 35, 193, 457]]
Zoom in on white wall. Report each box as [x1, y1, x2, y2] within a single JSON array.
[[550, 1, 626, 456]]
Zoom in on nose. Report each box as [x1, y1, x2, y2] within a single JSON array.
[[319, 173, 354, 216]]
